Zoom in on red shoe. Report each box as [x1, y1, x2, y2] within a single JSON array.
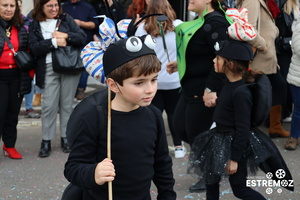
[[3, 145, 22, 159]]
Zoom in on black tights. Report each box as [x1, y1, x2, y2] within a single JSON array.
[[206, 162, 266, 200]]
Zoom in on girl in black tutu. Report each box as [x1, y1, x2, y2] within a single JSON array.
[[188, 40, 271, 200]]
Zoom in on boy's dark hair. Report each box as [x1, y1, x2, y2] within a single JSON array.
[[106, 54, 161, 86]]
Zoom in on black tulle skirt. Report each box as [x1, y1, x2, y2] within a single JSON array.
[[188, 128, 273, 185]]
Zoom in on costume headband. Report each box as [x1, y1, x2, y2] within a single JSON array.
[[81, 16, 156, 82]]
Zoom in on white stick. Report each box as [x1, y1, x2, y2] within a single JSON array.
[[107, 88, 113, 200]]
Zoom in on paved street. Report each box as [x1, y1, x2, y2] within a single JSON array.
[[0, 81, 300, 200]]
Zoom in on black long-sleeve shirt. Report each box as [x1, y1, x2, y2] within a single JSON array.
[[64, 89, 176, 200], [182, 11, 230, 97], [213, 79, 253, 162]]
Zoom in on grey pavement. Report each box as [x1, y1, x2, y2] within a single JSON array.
[[1, 78, 300, 200]]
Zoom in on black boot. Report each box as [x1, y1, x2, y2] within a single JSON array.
[[61, 137, 71, 153], [38, 140, 51, 158], [189, 180, 206, 193]]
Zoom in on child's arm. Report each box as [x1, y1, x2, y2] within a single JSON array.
[[94, 158, 115, 185]]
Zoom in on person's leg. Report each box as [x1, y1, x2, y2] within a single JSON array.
[[39, 63, 60, 157], [174, 91, 215, 192], [284, 84, 300, 150], [1, 80, 23, 159], [42, 63, 60, 141], [24, 80, 40, 118], [59, 73, 80, 152], [278, 53, 293, 121], [75, 71, 89, 100], [24, 80, 34, 111], [2, 80, 23, 148], [164, 88, 181, 146], [153, 88, 185, 158], [268, 71, 289, 137], [173, 95, 188, 143], [229, 161, 266, 200], [33, 76, 42, 107], [206, 182, 220, 200], [0, 80, 9, 140]]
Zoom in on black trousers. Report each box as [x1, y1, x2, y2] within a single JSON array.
[[173, 90, 215, 145], [0, 79, 23, 147], [151, 88, 181, 146], [267, 69, 286, 106], [206, 162, 266, 200], [277, 52, 293, 117]]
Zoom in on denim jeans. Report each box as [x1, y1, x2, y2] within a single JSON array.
[[77, 71, 89, 90], [24, 80, 34, 110], [289, 84, 300, 138]]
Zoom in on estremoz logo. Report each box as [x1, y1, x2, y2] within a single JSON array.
[[246, 169, 294, 194]]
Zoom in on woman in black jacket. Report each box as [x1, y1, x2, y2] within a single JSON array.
[[28, 0, 86, 158], [0, 0, 32, 159]]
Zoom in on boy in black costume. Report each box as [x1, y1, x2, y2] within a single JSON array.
[[63, 35, 176, 200]]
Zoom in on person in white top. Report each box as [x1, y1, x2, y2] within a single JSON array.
[[285, 1, 300, 150], [135, 0, 185, 158]]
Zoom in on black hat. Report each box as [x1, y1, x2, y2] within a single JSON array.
[[214, 40, 253, 61], [103, 35, 157, 76]]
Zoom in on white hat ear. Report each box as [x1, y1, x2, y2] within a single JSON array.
[[214, 42, 220, 51]]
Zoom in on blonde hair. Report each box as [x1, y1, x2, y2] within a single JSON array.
[[284, 0, 299, 15]]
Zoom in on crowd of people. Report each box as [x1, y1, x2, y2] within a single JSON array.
[[0, 0, 299, 199]]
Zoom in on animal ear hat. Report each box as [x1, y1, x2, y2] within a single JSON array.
[[214, 40, 253, 61], [103, 35, 156, 76]]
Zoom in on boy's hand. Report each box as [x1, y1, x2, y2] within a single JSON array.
[[224, 160, 238, 175], [94, 158, 115, 185]]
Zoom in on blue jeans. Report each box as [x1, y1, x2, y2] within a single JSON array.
[[289, 85, 300, 138], [24, 81, 34, 110], [77, 71, 89, 90]]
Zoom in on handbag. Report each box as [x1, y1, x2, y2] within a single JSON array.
[[52, 13, 84, 74], [14, 50, 36, 71], [0, 27, 35, 71], [275, 4, 294, 54], [52, 45, 84, 74]]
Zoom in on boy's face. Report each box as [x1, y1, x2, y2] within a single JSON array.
[[112, 72, 159, 110]]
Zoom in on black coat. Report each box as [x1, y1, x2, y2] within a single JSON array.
[[28, 14, 86, 88], [0, 18, 32, 95]]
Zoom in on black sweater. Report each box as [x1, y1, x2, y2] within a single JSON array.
[[182, 11, 229, 97], [64, 89, 176, 200], [213, 79, 253, 162]]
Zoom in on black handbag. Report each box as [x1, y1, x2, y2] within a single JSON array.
[[52, 46, 84, 74], [275, 6, 294, 54], [0, 27, 35, 71], [52, 13, 84, 74], [14, 50, 36, 71]]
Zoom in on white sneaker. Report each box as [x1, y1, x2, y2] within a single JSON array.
[[282, 116, 292, 123], [174, 146, 186, 158]]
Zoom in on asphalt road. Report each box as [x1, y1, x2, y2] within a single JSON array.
[[0, 83, 299, 200]]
